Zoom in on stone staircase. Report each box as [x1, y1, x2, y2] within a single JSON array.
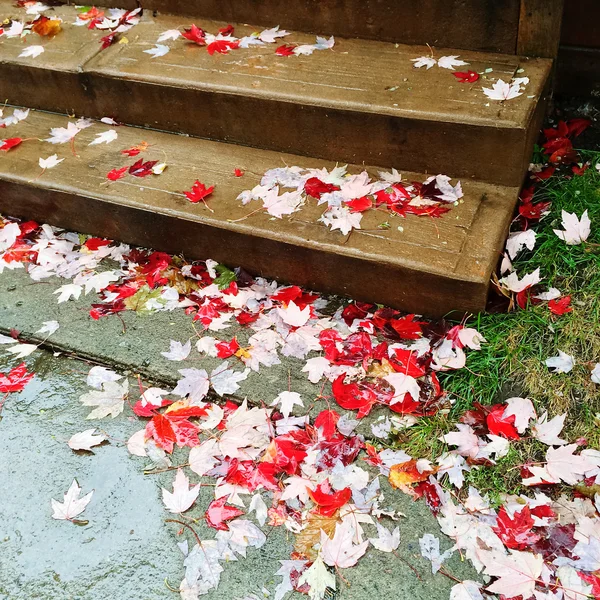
[[0, 0, 557, 316]]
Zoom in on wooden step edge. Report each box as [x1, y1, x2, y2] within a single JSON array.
[[0, 108, 522, 317]]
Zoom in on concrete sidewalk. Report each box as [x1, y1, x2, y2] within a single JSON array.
[[0, 267, 478, 600]]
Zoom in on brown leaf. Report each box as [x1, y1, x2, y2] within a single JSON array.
[[294, 511, 340, 559]]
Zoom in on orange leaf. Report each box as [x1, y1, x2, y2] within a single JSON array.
[[32, 17, 62, 37]]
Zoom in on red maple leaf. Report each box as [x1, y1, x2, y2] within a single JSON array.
[[493, 506, 541, 550], [84, 237, 112, 251], [453, 70, 480, 83], [129, 159, 158, 178], [332, 375, 391, 418], [0, 137, 23, 151], [107, 166, 128, 181], [276, 44, 296, 56], [346, 196, 373, 213], [390, 314, 424, 340], [182, 24, 206, 45], [519, 200, 551, 221], [307, 481, 351, 516], [304, 177, 340, 199], [572, 163, 590, 176], [218, 24, 235, 36], [207, 39, 239, 55], [100, 33, 117, 49], [145, 408, 204, 453], [548, 296, 572, 315], [205, 496, 244, 530], [215, 337, 239, 358], [234, 168, 244, 177], [0, 362, 34, 393], [184, 180, 215, 204], [314, 409, 340, 438], [486, 404, 520, 440]]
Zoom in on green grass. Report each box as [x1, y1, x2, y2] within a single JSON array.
[[396, 150, 600, 501]]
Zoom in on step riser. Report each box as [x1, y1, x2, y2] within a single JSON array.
[[93, 0, 521, 53], [0, 65, 541, 187], [0, 180, 488, 317]]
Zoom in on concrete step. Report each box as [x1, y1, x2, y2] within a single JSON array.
[[0, 2, 552, 186], [0, 108, 519, 317], [92, 0, 522, 52]]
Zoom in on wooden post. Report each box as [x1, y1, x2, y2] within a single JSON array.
[[517, 0, 565, 57]]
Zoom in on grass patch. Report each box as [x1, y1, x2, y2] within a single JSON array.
[[397, 150, 600, 500]]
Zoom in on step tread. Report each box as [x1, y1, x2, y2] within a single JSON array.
[[0, 3, 551, 130], [0, 108, 518, 314]]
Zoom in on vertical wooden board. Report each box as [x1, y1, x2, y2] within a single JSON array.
[[87, 0, 521, 53], [518, 0, 564, 58], [561, 0, 600, 49]]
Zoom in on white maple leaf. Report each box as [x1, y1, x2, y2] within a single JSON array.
[[503, 397, 536, 433], [152, 162, 167, 174], [5, 20, 25, 38], [534, 287, 562, 301], [442, 424, 480, 458], [262, 188, 304, 218], [51, 479, 94, 521], [481, 549, 543, 599], [79, 380, 129, 419], [506, 229, 536, 259], [258, 26, 289, 44], [54, 283, 82, 303], [0, 108, 29, 127], [298, 556, 335, 600], [419, 533, 454, 573], [483, 79, 523, 101], [68, 428, 108, 451], [545, 350, 575, 373], [480, 434, 510, 460], [412, 56, 436, 69], [248, 494, 268, 526], [271, 391, 303, 418], [38, 154, 64, 170], [210, 362, 250, 396], [546, 444, 596, 484], [557, 565, 593, 600], [189, 438, 219, 477], [45, 121, 82, 144], [0, 222, 20, 251], [592, 363, 600, 384], [278, 301, 311, 327], [86, 366, 122, 389], [126, 429, 147, 457], [499, 268, 541, 292], [157, 29, 181, 42], [553, 210, 591, 245], [280, 476, 315, 503], [437, 55, 468, 70], [173, 368, 210, 403], [161, 339, 191, 361], [384, 372, 421, 404], [321, 519, 369, 568], [320, 206, 363, 236], [144, 44, 170, 58], [450, 581, 484, 600], [6, 343, 37, 358], [275, 560, 308, 600], [89, 130, 118, 145], [19, 45, 45, 58], [531, 411, 567, 445], [162, 468, 200, 514], [314, 36, 335, 50], [302, 356, 330, 383], [140, 387, 169, 407], [36, 320, 60, 335], [369, 522, 400, 552]]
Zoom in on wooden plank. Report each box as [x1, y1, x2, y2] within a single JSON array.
[[80, 0, 522, 53], [0, 4, 553, 187], [517, 0, 565, 58], [0, 108, 521, 317], [556, 46, 600, 97], [561, 0, 600, 49]]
